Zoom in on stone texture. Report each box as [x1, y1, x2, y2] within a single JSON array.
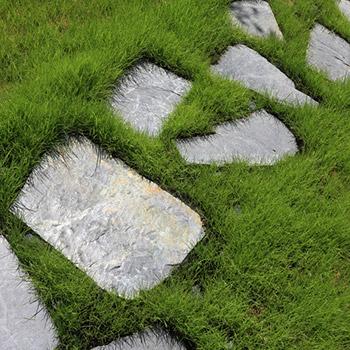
[[0, 235, 58, 350], [12, 138, 204, 299], [307, 24, 350, 81], [211, 45, 317, 105], [91, 329, 185, 350], [338, 0, 350, 21], [176, 110, 298, 165], [230, 0, 283, 39], [111, 62, 191, 136]]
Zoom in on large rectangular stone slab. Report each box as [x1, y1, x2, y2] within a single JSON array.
[[0, 236, 58, 349], [12, 138, 204, 299]]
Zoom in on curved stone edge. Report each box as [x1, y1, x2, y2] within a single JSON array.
[[307, 23, 350, 81], [110, 62, 192, 137], [0, 235, 58, 350], [91, 329, 186, 350], [176, 109, 298, 165], [338, 0, 350, 21], [230, 0, 283, 39], [211, 45, 318, 106]]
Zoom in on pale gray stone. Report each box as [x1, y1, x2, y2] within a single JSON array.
[[12, 138, 204, 299], [307, 24, 350, 81], [176, 110, 298, 165], [0, 236, 58, 350], [338, 0, 350, 21], [91, 329, 185, 350], [111, 63, 191, 136], [230, 0, 283, 39], [211, 45, 317, 105]]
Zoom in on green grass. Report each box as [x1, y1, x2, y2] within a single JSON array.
[[1, 0, 350, 348]]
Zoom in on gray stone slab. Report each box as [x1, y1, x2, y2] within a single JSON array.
[[0, 235, 58, 350], [211, 45, 317, 105], [176, 110, 298, 165], [91, 329, 185, 350], [111, 63, 192, 136], [12, 138, 204, 299], [307, 24, 350, 81], [230, 0, 283, 39], [338, 0, 350, 21]]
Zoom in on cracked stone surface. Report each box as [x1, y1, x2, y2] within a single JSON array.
[[12, 138, 204, 299], [230, 0, 283, 39], [176, 110, 298, 165], [211, 45, 317, 105], [0, 235, 58, 350], [338, 0, 350, 21], [307, 24, 350, 81], [91, 329, 186, 350], [111, 62, 192, 136]]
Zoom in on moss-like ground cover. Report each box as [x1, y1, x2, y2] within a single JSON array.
[[0, 0, 350, 349]]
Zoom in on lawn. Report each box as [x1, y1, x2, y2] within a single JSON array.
[[0, 0, 350, 349]]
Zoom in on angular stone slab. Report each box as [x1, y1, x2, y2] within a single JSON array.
[[176, 110, 298, 165], [0, 236, 58, 349], [212, 45, 317, 105], [307, 24, 350, 81], [338, 0, 350, 21], [91, 329, 185, 350], [12, 138, 204, 299], [111, 62, 192, 136], [230, 0, 283, 39]]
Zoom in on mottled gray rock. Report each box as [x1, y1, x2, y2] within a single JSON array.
[[338, 0, 350, 20], [230, 0, 283, 39], [307, 24, 350, 81], [176, 110, 298, 165], [211, 45, 317, 105], [12, 138, 204, 299], [91, 329, 185, 350], [0, 236, 58, 350], [111, 63, 191, 136]]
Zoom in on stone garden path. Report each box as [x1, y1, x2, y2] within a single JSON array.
[[3, 1, 350, 348]]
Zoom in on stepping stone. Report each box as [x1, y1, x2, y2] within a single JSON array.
[[230, 0, 283, 39], [307, 24, 350, 81], [111, 62, 191, 136], [12, 138, 204, 299], [338, 0, 350, 21], [176, 110, 298, 165], [91, 329, 185, 350], [0, 235, 58, 350], [211, 45, 317, 105]]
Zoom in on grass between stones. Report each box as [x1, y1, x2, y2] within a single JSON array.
[[0, 0, 350, 349]]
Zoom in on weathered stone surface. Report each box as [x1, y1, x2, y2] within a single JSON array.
[[338, 0, 350, 21], [111, 62, 191, 136], [307, 24, 350, 81], [230, 0, 283, 39], [176, 110, 298, 165], [211, 45, 317, 105], [0, 236, 58, 350], [91, 329, 185, 350], [12, 138, 204, 299]]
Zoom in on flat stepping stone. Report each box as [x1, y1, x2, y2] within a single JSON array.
[[0, 235, 58, 349], [111, 62, 191, 136], [230, 0, 283, 39], [12, 138, 204, 299], [91, 329, 185, 350], [211, 45, 317, 105], [176, 110, 298, 165], [307, 24, 350, 81], [338, 0, 350, 21]]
